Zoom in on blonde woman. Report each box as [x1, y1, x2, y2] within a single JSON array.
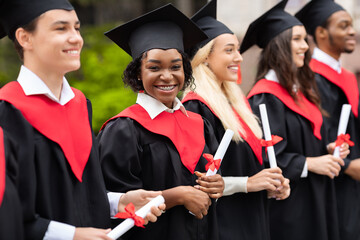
[[182, 1, 289, 240]]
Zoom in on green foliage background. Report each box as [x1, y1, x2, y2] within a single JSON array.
[[0, 24, 136, 134]]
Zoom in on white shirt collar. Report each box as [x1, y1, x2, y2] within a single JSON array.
[[264, 69, 279, 83], [136, 92, 188, 119], [17, 65, 75, 106], [312, 47, 342, 74]]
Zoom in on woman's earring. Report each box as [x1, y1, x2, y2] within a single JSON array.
[[204, 62, 209, 67], [137, 78, 141, 81]]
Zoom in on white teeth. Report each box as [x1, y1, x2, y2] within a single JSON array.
[[297, 53, 304, 56], [157, 85, 175, 91], [66, 50, 79, 54], [229, 66, 238, 70]]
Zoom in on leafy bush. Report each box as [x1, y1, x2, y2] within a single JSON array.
[[0, 39, 22, 86], [68, 23, 136, 134]]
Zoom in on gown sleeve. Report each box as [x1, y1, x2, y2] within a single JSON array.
[[0, 101, 51, 239], [98, 117, 144, 192]]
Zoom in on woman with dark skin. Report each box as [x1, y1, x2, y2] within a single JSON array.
[[98, 4, 224, 240]]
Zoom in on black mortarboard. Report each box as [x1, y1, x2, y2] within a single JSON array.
[[295, 0, 344, 37], [105, 4, 208, 59], [0, 0, 73, 40], [191, 0, 233, 51], [240, 0, 302, 53]]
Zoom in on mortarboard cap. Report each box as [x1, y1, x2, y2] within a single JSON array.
[[240, 0, 302, 53], [0, 0, 73, 40], [295, 0, 344, 37], [105, 4, 208, 59], [191, 0, 233, 52]]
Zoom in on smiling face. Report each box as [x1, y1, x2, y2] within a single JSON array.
[[205, 33, 243, 83], [326, 10, 356, 54], [291, 25, 309, 68], [140, 48, 184, 108], [24, 9, 83, 75]]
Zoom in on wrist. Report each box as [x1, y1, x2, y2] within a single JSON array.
[[117, 193, 126, 213]]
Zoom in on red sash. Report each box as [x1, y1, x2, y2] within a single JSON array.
[[182, 92, 263, 164], [310, 59, 359, 118], [0, 81, 92, 182], [0, 127, 5, 206], [101, 104, 205, 174], [247, 79, 323, 140]]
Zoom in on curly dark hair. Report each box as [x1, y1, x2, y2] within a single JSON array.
[[122, 50, 194, 92]]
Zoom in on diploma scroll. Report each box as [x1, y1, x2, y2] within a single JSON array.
[[206, 129, 234, 176], [108, 195, 165, 239], [259, 104, 278, 168], [333, 104, 352, 158]]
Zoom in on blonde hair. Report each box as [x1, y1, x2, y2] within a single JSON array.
[[184, 39, 263, 142]]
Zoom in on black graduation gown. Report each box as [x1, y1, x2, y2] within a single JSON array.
[[0, 129, 24, 240], [311, 59, 360, 240], [182, 95, 269, 240], [248, 87, 340, 240], [0, 83, 111, 239], [98, 104, 219, 240]]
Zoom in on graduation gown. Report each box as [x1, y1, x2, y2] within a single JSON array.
[[98, 104, 219, 240], [0, 81, 110, 239], [182, 92, 269, 240], [310, 59, 360, 240], [248, 79, 340, 240], [0, 127, 24, 240]]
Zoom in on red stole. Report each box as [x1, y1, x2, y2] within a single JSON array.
[[182, 92, 263, 164], [0, 81, 92, 182], [247, 79, 323, 140], [0, 127, 5, 206], [310, 59, 359, 118], [101, 104, 205, 174]]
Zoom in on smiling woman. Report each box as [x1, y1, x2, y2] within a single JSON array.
[[97, 4, 225, 240], [182, 1, 289, 240], [139, 49, 184, 108], [246, 1, 348, 240]]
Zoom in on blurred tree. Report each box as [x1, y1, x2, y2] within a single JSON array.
[[67, 23, 135, 134]]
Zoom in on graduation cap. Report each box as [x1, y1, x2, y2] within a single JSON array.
[[190, 0, 233, 52], [105, 4, 208, 59], [240, 0, 302, 54], [0, 0, 73, 40], [295, 0, 344, 37]]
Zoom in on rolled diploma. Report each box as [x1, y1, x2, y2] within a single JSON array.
[[206, 129, 234, 176], [259, 104, 277, 168], [333, 104, 352, 157], [108, 195, 165, 239]]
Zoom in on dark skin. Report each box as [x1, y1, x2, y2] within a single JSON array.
[[315, 10, 356, 60], [315, 10, 359, 180], [140, 49, 225, 219]]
